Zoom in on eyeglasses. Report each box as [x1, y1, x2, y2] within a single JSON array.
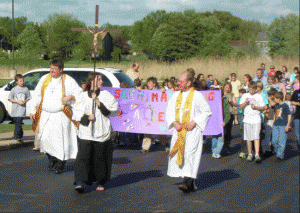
[[270, 68, 275, 69]]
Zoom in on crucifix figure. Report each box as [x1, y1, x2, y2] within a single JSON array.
[[72, 5, 121, 57]]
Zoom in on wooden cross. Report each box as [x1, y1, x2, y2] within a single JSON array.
[[72, 5, 121, 56]]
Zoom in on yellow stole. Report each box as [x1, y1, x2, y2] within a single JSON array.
[[168, 87, 195, 166], [32, 74, 79, 132]]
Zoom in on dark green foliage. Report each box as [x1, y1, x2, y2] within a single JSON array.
[[16, 23, 44, 59], [0, 16, 28, 45], [0, 51, 9, 59], [40, 14, 86, 59], [72, 33, 94, 61], [267, 14, 299, 57], [132, 10, 262, 61]]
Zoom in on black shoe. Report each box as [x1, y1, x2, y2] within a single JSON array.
[[178, 184, 190, 192], [275, 157, 284, 163], [48, 162, 55, 170], [55, 168, 63, 174], [75, 185, 85, 193]]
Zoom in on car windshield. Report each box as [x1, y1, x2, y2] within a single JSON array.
[[113, 72, 134, 88], [64, 71, 112, 87]]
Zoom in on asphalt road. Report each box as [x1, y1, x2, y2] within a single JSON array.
[[0, 126, 299, 212]]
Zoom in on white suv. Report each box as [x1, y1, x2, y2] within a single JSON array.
[[0, 67, 134, 123]]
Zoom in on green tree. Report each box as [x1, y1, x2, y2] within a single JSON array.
[[0, 16, 29, 48], [267, 13, 299, 57], [16, 23, 44, 59], [41, 13, 86, 59], [72, 33, 94, 61]]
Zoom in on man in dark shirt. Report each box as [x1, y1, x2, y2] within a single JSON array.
[[291, 89, 300, 150]]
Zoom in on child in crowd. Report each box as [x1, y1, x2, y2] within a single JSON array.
[[134, 78, 142, 91], [230, 73, 241, 125], [163, 79, 169, 90], [272, 92, 292, 162], [8, 74, 31, 142], [210, 79, 222, 89], [140, 77, 158, 153], [167, 80, 176, 91], [206, 75, 214, 87], [289, 67, 299, 84], [237, 88, 247, 158], [293, 75, 299, 91], [239, 82, 266, 163], [211, 88, 231, 158], [256, 81, 269, 155], [262, 88, 277, 157]]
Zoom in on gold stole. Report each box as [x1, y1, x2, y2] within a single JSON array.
[[32, 74, 79, 132], [168, 87, 195, 166]]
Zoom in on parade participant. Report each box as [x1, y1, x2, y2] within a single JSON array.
[[267, 65, 276, 76], [291, 87, 300, 151], [166, 71, 212, 192], [239, 82, 267, 163], [253, 68, 268, 87], [29, 59, 82, 174], [73, 73, 118, 193], [272, 92, 292, 162]]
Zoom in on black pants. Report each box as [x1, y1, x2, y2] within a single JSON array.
[[223, 114, 234, 150], [75, 138, 113, 186], [13, 117, 23, 139], [46, 153, 66, 170]]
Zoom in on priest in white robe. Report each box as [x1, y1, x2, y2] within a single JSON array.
[[166, 71, 212, 192], [29, 59, 82, 174]]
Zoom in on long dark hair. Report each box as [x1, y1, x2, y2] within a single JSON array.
[[84, 73, 103, 91]]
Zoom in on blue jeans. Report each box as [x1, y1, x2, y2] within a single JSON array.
[[272, 126, 287, 159], [13, 117, 24, 139], [212, 134, 224, 154], [294, 119, 300, 148]]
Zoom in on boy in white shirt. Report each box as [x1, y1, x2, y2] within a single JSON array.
[[239, 82, 267, 163]]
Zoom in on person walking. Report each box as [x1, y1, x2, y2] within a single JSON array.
[[29, 59, 82, 174], [166, 71, 212, 193]]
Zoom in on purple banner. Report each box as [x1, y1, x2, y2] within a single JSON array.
[[103, 87, 223, 135]]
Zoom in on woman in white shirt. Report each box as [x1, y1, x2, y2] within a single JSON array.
[[73, 73, 118, 193]]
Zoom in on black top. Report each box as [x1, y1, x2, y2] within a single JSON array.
[[291, 89, 300, 119]]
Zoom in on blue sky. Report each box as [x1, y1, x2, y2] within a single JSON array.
[[0, 0, 298, 27]]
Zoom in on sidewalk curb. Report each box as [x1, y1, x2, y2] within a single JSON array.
[[0, 140, 34, 151], [0, 130, 34, 151]]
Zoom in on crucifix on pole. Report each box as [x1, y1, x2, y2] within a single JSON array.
[[72, 5, 122, 60], [72, 5, 121, 136]]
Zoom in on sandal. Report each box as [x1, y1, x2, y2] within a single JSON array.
[[75, 185, 84, 193], [96, 185, 105, 191]]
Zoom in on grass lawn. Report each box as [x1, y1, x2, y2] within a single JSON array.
[[0, 124, 32, 134]]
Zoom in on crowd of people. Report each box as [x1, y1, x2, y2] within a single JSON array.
[[124, 62, 300, 164], [7, 60, 300, 194]]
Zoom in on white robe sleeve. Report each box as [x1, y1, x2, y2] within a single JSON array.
[[166, 91, 179, 130], [65, 75, 82, 107], [29, 74, 47, 114], [100, 90, 119, 113], [192, 92, 212, 132], [72, 92, 87, 122]]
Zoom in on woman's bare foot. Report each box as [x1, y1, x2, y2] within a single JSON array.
[[96, 186, 105, 191]]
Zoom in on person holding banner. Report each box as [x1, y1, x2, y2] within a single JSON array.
[[72, 73, 118, 193], [166, 71, 212, 193], [29, 59, 82, 174]]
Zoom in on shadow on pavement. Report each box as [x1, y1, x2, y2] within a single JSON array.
[[107, 169, 164, 189], [173, 169, 240, 191]]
